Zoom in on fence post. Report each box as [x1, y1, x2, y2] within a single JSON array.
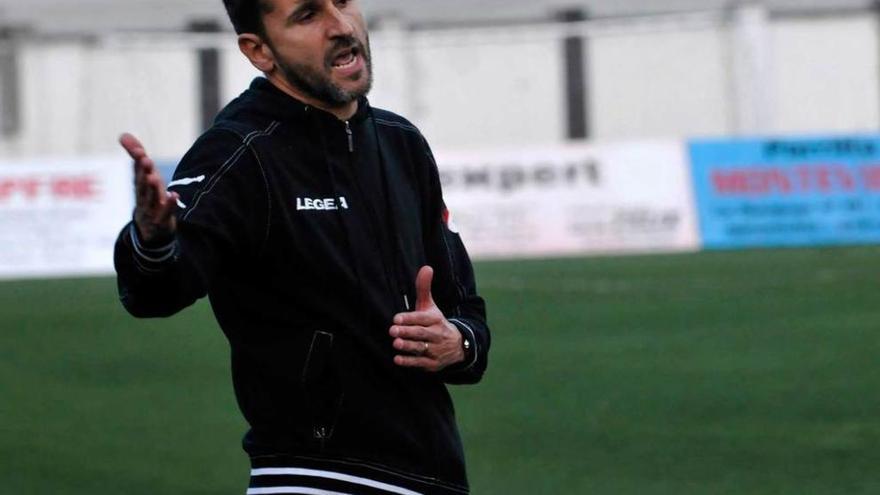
[[729, 3, 773, 134], [188, 20, 222, 132], [558, 9, 590, 141], [0, 26, 21, 138]]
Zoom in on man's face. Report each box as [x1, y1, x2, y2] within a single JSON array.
[[260, 0, 373, 108]]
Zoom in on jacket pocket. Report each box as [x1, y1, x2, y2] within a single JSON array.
[[301, 330, 345, 448]]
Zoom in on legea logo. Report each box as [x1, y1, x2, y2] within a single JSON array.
[[296, 196, 349, 211]]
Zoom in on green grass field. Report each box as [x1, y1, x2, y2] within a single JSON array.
[[3, 247, 880, 494]]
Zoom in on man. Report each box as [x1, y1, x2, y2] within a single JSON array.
[[113, 0, 490, 493]]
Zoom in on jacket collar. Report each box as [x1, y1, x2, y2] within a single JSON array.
[[247, 77, 371, 125]]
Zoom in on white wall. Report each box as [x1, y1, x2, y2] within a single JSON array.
[[221, 42, 260, 105], [0, 40, 199, 159], [590, 26, 732, 140], [770, 14, 880, 133], [1, 7, 880, 161], [398, 29, 565, 150], [0, 0, 872, 34]]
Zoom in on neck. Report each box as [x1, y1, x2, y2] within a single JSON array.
[[266, 73, 358, 121]]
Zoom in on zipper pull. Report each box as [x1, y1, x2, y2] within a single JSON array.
[[344, 121, 353, 153], [403, 294, 411, 311]]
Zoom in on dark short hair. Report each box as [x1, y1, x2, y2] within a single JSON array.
[[222, 0, 273, 35]]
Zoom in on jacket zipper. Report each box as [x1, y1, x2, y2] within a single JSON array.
[[344, 121, 353, 153], [346, 118, 410, 312]]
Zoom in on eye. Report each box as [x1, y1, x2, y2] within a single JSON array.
[[335, 0, 350, 7], [296, 9, 316, 23]]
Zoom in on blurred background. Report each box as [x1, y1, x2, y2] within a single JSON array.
[[0, 0, 878, 156], [2, 1, 880, 494]]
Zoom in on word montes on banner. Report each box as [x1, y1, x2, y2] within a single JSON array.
[[711, 164, 880, 195]]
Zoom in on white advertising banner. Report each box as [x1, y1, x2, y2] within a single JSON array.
[[0, 157, 133, 279], [435, 141, 700, 259]]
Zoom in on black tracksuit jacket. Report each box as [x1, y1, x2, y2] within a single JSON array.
[[114, 78, 490, 493]]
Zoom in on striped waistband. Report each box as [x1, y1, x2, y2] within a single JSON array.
[[247, 455, 468, 495]]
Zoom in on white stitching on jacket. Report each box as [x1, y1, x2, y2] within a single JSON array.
[[183, 121, 280, 221]]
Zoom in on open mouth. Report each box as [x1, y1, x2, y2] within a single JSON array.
[[331, 46, 360, 70]]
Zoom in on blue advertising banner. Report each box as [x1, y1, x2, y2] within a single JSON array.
[[689, 136, 880, 249], [156, 159, 177, 186]]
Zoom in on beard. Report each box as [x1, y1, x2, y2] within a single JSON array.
[[275, 34, 373, 108]]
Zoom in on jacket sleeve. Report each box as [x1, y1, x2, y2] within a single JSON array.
[[419, 138, 491, 385], [114, 128, 270, 318]]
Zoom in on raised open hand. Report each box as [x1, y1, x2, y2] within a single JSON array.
[[119, 133, 179, 243]]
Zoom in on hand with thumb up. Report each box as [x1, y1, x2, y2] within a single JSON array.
[[389, 265, 466, 372]]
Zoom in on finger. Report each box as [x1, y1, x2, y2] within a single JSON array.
[[144, 174, 166, 208], [389, 325, 436, 342], [136, 174, 157, 208], [134, 157, 156, 199], [393, 338, 431, 355], [136, 156, 155, 174], [393, 354, 438, 371], [393, 310, 441, 327], [414, 265, 435, 311], [145, 166, 168, 197], [135, 171, 151, 203], [137, 177, 168, 223], [156, 191, 180, 222], [119, 133, 148, 161], [167, 190, 181, 209], [133, 154, 150, 183]]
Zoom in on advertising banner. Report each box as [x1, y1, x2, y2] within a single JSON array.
[[0, 157, 133, 279], [435, 142, 699, 259], [156, 159, 177, 185], [689, 136, 880, 249]]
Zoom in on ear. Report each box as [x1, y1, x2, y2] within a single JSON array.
[[238, 33, 276, 73]]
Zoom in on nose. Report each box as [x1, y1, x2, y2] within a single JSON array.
[[326, 6, 355, 39]]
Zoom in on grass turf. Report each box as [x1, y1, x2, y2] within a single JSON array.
[[2, 247, 879, 494]]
